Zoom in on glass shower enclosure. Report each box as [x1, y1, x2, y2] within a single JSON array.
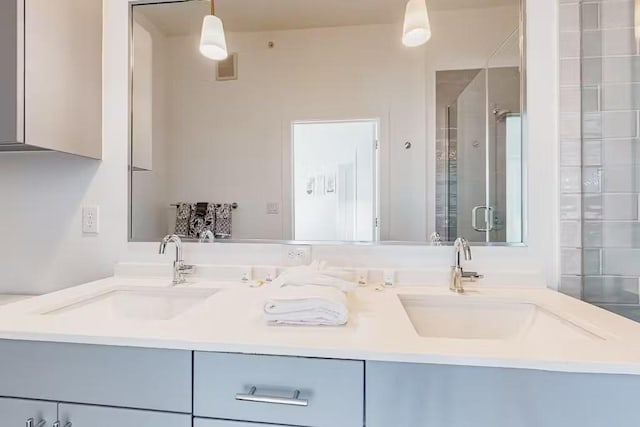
[[436, 29, 523, 244]]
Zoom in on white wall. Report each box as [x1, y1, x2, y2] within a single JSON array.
[[0, 1, 130, 295], [0, 0, 559, 295]]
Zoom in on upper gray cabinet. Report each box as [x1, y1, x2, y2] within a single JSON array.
[[0, 0, 102, 158]]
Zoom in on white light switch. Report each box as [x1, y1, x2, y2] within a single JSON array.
[[82, 206, 100, 234]]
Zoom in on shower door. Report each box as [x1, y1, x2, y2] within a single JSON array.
[[484, 29, 523, 244], [439, 27, 523, 244]]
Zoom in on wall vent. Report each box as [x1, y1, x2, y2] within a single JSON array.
[[216, 53, 237, 81]]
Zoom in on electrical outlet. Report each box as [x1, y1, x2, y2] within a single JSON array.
[[356, 269, 369, 285], [383, 269, 395, 287], [82, 206, 100, 234], [266, 202, 280, 215], [283, 245, 312, 266]]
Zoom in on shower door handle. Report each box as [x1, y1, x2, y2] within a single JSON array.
[[472, 206, 494, 232]]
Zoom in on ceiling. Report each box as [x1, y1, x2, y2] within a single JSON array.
[[134, 0, 518, 36]]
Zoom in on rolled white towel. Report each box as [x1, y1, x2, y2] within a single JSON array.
[[263, 285, 349, 326]]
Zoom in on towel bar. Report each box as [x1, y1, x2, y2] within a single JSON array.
[[170, 202, 238, 209]]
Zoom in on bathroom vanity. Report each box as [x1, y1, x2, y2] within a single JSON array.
[[0, 274, 638, 427], [2, 340, 638, 427]]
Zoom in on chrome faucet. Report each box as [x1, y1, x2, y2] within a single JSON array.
[[199, 230, 215, 243], [159, 234, 194, 284], [450, 237, 472, 293]]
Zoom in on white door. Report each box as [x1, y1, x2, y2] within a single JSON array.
[[292, 120, 378, 241]]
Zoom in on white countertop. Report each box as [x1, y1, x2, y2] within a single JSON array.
[[0, 295, 32, 306], [0, 275, 639, 376]]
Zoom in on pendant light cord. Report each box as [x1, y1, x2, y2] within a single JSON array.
[[211, 0, 215, 16]]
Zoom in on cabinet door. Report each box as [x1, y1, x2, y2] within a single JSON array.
[[367, 362, 640, 427], [57, 404, 191, 427], [0, 340, 192, 413], [0, 0, 21, 145], [0, 397, 57, 427], [24, 0, 102, 158]]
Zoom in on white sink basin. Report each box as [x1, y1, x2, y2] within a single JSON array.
[[40, 287, 218, 321], [399, 295, 602, 341]]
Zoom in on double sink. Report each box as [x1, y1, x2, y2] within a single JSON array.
[[35, 285, 602, 343]]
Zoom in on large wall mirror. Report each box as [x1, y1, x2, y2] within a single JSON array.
[[129, 0, 525, 245]]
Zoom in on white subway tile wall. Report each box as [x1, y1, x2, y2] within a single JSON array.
[[560, 0, 640, 322]]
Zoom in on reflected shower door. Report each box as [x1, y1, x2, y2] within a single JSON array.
[[455, 69, 489, 242]]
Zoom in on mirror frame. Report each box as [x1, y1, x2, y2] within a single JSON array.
[[126, 0, 528, 247]]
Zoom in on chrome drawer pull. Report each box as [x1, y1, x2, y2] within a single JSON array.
[[235, 386, 309, 407], [26, 419, 45, 427]]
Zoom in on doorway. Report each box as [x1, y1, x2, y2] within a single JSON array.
[[292, 120, 379, 241]]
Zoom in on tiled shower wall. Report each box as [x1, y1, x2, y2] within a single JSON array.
[[559, 0, 640, 321]]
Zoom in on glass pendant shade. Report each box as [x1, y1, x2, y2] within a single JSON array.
[[402, 0, 432, 47], [199, 14, 228, 61]]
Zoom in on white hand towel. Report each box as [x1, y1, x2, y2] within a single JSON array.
[[271, 272, 356, 292], [263, 285, 349, 326]]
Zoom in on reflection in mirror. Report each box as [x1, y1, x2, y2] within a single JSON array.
[[129, 0, 524, 244], [435, 29, 523, 244]]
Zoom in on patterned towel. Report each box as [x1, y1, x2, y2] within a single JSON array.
[[214, 203, 233, 239], [174, 203, 194, 237], [189, 202, 215, 238]]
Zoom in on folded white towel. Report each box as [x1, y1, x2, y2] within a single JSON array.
[[276, 273, 356, 292], [263, 285, 349, 326]]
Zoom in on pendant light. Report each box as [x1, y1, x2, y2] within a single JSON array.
[[402, 0, 432, 47], [199, 0, 228, 61]]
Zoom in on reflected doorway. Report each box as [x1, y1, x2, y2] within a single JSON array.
[[292, 120, 379, 241]]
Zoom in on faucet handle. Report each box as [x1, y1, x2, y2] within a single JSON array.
[[178, 264, 195, 274], [462, 270, 483, 281]]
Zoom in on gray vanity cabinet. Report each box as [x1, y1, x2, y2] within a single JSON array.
[[366, 362, 640, 427], [0, 397, 57, 427], [58, 404, 191, 427], [0, 0, 102, 158]]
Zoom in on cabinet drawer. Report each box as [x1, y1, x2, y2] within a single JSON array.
[[0, 340, 192, 413], [59, 403, 192, 427], [195, 419, 293, 427], [194, 352, 364, 427]]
